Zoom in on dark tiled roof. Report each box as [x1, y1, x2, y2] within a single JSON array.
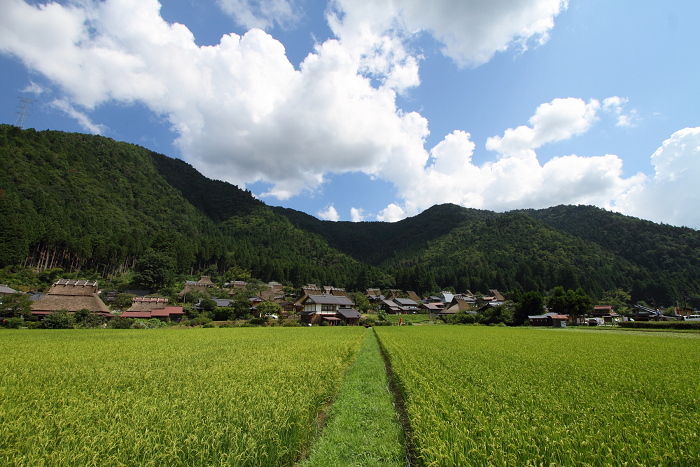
[[337, 309, 362, 319], [306, 294, 354, 306]]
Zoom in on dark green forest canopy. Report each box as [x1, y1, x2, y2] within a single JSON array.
[[1, 125, 698, 304]]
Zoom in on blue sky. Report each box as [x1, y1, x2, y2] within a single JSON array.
[[1, 0, 699, 227]]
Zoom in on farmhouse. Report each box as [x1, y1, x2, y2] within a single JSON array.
[[179, 276, 215, 297], [120, 296, 184, 321], [31, 279, 112, 318], [298, 294, 357, 325]]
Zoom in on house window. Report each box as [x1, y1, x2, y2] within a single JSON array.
[[321, 304, 335, 312]]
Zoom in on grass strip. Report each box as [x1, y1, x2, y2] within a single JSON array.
[[301, 330, 406, 467]]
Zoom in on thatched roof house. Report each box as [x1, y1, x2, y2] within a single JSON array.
[[31, 279, 110, 317], [197, 276, 215, 287], [126, 297, 169, 312]]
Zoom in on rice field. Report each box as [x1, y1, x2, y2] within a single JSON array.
[[374, 326, 700, 466], [0, 327, 365, 467]]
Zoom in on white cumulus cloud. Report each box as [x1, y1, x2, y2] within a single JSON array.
[[615, 127, 700, 228], [374, 97, 648, 222], [330, 0, 567, 67], [350, 207, 365, 222], [317, 204, 340, 221], [485, 97, 600, 157], [602, 96, 637, 127]]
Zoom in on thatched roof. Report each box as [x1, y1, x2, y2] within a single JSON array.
[[48, 279, 99, 296], [407, 291, 422, 301], [197, 276, 215, 287], [31, 294, 110, 313], [31, 279, 109, 313], [179, 284, 210, 297], [127, 297, 168, 312]]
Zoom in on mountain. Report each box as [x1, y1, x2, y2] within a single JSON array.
[[0, 125, 362, 287], [1, 125, 698, 305]]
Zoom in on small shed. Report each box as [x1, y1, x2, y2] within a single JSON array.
[[337, 308, 362, 326]]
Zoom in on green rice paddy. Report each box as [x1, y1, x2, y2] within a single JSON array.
[[1, 326, 698, 466], [375, 326, 700, 466]]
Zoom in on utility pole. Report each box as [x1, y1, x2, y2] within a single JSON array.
[[14, 97, 36, 129]]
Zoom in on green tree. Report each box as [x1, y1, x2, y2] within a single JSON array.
[[75, 307, 105, 328], [514, 291, 545, 325], [199, 298, 217, 312], [112, 293, 135, 309], [599, 288, 631, 315], [547, 287, 592, 323], [230, 294, 252, 319], [350, 292, 370, 313], [225, 265, 251, 282], [256, 300, 282, 317], [0, 292, 33, 318], [132, 249, 175, 290]]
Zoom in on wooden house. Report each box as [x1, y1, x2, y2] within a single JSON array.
[[31, 279, 112, 319], [298, 294, 356, 325]]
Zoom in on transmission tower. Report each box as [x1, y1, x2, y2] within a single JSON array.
[[14, 97, 36, 129]]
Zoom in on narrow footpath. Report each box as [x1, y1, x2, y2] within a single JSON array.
[[300, 329, 408, 467]]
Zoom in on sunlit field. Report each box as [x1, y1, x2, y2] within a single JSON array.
[[375, 326, 700, 466], [0, 328, 365, 467]]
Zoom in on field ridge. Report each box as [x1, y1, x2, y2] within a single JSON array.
[[301, 330, 407, 467]]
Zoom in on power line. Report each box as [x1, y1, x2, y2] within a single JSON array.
[[14, 97, 36, 129]]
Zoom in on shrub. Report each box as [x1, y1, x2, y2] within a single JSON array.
[[282, 320, 301, 327], [42, 310, 75, 329], [248, 317, 268, 326], [1, 317, 24, 328], [187, 316, 213, 327], [109, 316, 135, 329], [218, 321, 235, 328]]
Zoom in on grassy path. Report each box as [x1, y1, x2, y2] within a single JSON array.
[[301, 330, 407, 467]]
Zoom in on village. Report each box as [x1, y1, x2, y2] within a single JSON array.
[[2, 275, 694, 329]]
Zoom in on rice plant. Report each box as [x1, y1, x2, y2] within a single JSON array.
[[375, 326, 700, 466], [0, 327, 365, 466]]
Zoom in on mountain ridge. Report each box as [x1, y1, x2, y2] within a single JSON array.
[[2, 125, 698, 304]]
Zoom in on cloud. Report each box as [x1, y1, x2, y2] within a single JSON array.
[[602, 96, 637, 127], [376, 203, 406, 222], [0, 0, 572, 205], [615, 127, 700, 228], [375, 98, 647, 222], [317, 204, 340, 221], [50, 98, 107, 134], [330, 0, 567, 67], [350, 207, 365, 222], [217, 0, 300, 30], [485, 97, 600, 157], [21, 81, 44, 95]]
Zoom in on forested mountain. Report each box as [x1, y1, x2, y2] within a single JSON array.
[[0, 125, 361, 286], [1, 125, 698, 305]]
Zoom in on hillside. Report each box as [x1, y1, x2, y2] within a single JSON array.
[[1, 125, 698, 304], [0, 125, 362, 287]]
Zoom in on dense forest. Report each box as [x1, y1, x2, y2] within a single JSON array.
[[1, 125, 699, 305]]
